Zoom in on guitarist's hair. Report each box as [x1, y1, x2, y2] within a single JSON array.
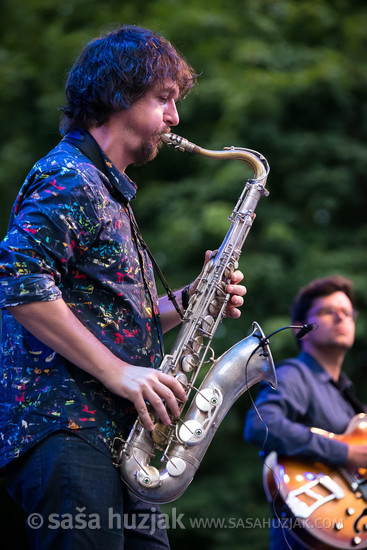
[[290, 275, 356, 325]]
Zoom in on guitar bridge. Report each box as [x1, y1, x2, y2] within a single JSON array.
[[286, 474, 345, 519]]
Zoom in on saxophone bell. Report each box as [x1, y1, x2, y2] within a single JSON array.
[[118, 322, 275, 504]]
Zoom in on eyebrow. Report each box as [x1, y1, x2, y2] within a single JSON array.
[[156, 82, 179, 98]]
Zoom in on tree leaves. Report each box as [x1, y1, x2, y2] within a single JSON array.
[[1, 1, 367, 547]]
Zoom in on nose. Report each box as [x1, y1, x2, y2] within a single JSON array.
[[332, 309, 355, 323], [164, 100, 179, 127], [334, 310, 344, 320]]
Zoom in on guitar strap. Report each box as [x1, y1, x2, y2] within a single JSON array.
[[63, 129, 184, 320], [331, 373, 367, 414]]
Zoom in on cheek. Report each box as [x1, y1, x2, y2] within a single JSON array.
[[309, 324, 329, 341], [139, 112, 161, 135]]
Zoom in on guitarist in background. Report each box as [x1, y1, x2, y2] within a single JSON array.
[[245, 275, 367, 550]]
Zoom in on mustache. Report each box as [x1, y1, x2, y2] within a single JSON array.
[[158, 127, 171, 139]]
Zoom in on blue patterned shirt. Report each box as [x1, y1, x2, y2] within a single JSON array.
[[0, 131, 164, 468]]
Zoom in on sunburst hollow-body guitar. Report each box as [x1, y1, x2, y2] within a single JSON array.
[[263, 414, 367, 549]]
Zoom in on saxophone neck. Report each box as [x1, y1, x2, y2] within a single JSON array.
[[161, 132, 269, 182]]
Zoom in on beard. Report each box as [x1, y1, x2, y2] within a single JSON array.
[[132, 133, 164, 166], [314, 334, 354, 353]]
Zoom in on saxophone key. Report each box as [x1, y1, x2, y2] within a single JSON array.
[[224, 262, 238, 279], [136, 465, 161, 488], [201, 315, 214, 333], [151, 422, 171, 445], [166, 457, 187, 477], [195, 387, 222, 412], [182, 354, 199, 373], [178, 420, 204, 444], [175, 372, 189, 389], [192, 335, 204, 352], [208, 299, 223, 316], [216, 282, 227, 296]]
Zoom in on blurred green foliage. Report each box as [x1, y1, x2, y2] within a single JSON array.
[[1, 0, 367, 548]]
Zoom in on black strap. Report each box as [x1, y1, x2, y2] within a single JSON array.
[[332, 374, 367, 414], [63, 130, 184, 319], [63, 129, 109, 178], [127, 210, 183, 319]]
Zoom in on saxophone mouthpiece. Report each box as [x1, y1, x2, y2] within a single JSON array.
[[161, 132, 196, 153]]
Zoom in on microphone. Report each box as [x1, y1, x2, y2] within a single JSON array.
[[296, 323, 318, 339], [255, 323, 319, 349]]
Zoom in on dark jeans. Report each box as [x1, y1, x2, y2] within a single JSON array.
[[5, 431, 170, 550]]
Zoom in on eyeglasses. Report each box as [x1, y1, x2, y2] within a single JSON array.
[[310, 307, 357, 320]]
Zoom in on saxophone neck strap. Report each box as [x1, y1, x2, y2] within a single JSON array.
[[63, 128, 109, 178], [63, 128, 184, 320], [127, 210, 184, 319]]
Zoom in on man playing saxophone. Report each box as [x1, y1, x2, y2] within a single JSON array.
[[0, 25, 246, 550]]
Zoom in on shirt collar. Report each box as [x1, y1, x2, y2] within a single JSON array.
[[102, 151, 137, 203], [297, 351, 331, 384], [298, 350, 353, 389], [62, 127, 138, 203]]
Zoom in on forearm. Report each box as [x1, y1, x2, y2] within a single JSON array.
[[245, 405, 348, 465], [7, 298, 125, 386], [159, 285, 190, 333], [7, 298, 186, 430]]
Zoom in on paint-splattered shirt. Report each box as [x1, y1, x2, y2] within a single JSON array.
[[0, 133, 164, 468]]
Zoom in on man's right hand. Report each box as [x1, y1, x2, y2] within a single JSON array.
[[102, 364, 187, 431], [347, 443, 367, 469]]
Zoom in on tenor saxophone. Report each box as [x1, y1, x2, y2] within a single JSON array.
[[116, 133, 277, 503]]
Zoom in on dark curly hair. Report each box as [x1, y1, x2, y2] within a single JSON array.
[[60, 25, 198, 134], [290, 275, 356, 324]]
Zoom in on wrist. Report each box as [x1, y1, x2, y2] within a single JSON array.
[[181, 283, 191, 311]]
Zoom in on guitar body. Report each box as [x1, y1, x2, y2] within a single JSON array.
[[263, 414, 367, 549]]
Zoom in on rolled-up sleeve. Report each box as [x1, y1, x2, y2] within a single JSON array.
[[0, 163, 98, 309], [0, 273, 62, 308]]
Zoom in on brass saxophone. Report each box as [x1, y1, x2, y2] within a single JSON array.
[[116, 133, 277, 503]]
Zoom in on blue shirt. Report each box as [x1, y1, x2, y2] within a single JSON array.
[[0, 132, 164, 468], [244, 351, 359, 465]]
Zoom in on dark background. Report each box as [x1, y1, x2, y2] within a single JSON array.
[[1, 0, 367, 548]]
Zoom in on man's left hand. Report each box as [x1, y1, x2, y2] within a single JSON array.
[[191, 250, 246, 319], [225, 268, 246, 318]]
